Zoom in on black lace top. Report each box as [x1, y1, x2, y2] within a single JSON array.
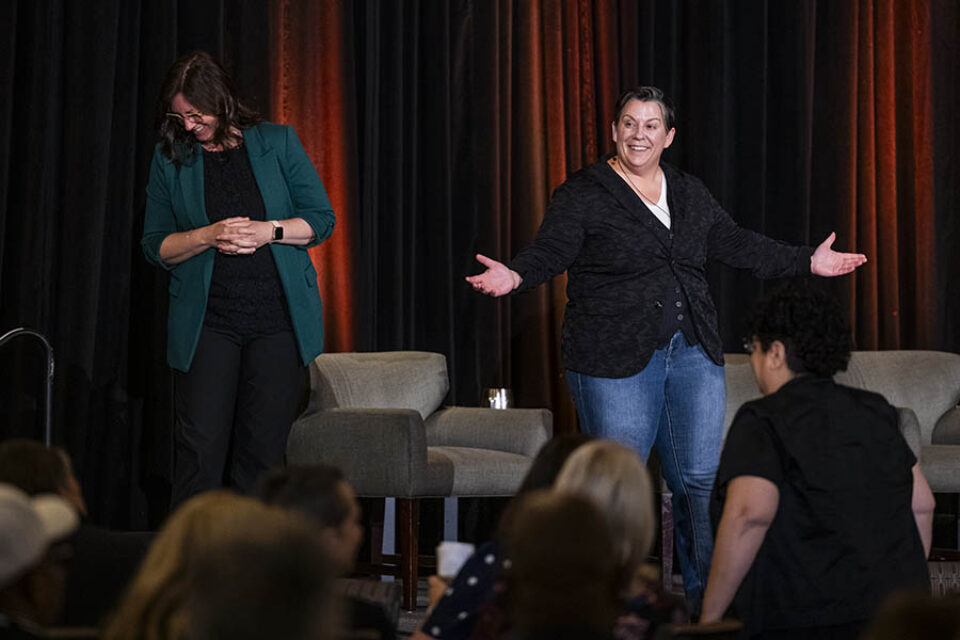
[[202, 144, 292, 335]]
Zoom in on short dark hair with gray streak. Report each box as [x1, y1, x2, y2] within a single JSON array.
[[613, 86, 676, 130]]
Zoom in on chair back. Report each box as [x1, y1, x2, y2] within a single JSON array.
[[835, 351, 960, 445], [304, 351, 449, 420], [724, 350, 960, 444]]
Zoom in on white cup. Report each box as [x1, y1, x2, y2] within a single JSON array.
[[485, 387, 513, 410], [436, 541, 476, 580]]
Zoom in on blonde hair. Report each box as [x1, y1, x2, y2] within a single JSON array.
[[102, 491, 314, 640], [554, 439, 656, 579]]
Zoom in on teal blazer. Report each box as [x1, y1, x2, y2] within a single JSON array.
[[142, 123, 336, 372]]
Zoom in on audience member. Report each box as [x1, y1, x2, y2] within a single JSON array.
[[0, 484, 79, 638], [554, 439, 685, 638], [182, 499, 337, 640], [0, 440, 86, 515], [415, 433, 592, 640], [861, 591, 960, 640], [256, 464, 394, 640], [0, 438, 152, 627], [700, 283, 934, 638], [103, 491, 336, 640], [500, 490, 621, 639]]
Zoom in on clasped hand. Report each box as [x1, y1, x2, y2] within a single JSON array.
[[208, 217, 272, 255]]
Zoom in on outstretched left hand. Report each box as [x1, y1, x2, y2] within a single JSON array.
[[810, 232, 867, 277]]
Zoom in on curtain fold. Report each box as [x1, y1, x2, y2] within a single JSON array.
[[270, 0, 359, 354]]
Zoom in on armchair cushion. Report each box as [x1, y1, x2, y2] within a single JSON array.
[[424, 447, 533, 497], [424, 407, 552, 457], [304, 351, 449, 420], [286, 408, 429, 497]]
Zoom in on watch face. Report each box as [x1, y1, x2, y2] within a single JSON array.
[[273, 224, 284, 241]]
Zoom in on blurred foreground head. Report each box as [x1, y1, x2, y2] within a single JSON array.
[[862, 591, 960, 640], [0, 438, 86, 516], [256, 464, 363, 574], [554, 439, 656, 582], [104, 491, 336, 640], [504, 490, 621, 633], [0, 483, 79, 626]]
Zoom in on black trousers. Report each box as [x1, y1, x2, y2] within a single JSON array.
[[172, 325, 305, 506]]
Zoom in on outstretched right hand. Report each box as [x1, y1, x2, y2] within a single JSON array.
[[465, 253, 522, 297]]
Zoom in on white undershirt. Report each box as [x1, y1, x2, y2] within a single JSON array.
[[644, 171, 671, 229]]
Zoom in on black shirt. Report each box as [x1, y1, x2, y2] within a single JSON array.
[[202, 145, 293, 335], [711, 376, 929, 636]]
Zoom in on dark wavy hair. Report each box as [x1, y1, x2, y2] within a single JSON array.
[[155, 51, 261, 166], [613, 86, 676, 130], [0, 438, 71, 495], [744, 282, 854, 377], [255, 464, 350, 529]]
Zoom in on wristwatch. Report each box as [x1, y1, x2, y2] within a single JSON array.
[[270, 220, 284, 242]]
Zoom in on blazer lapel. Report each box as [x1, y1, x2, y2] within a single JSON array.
[[243, 125, 287, 220], [661, 162, 684, 239], [590, 157, 672, 251], [176, 150, 209, 229]]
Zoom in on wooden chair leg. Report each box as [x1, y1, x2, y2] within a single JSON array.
[[369, 497, 385, 566], [398, 498, 420, 611], [661, 490, 674, 592]]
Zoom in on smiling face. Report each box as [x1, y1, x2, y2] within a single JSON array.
[[611, 99, 675, 175], [169, 92, 219, 144]]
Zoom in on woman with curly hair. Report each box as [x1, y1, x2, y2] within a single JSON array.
[[700, 283, 934, 639]]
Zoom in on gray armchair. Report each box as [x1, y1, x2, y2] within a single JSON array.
[[286, 351, 553, 610]]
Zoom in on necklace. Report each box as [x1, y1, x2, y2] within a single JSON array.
[[613, 157, 670, 220]]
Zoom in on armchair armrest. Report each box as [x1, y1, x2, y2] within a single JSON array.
[[424, 407, 552, 457], [932, 406, 960, 445], [896, 406, 922, 459], [286, 408, 429, 497]]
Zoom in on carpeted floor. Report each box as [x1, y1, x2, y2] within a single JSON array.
[[396, 579, 429, 637]]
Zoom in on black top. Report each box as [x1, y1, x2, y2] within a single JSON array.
[[509, 157, 812, 377], [711, 376, 929, 636], [202, 145, 293, 335]]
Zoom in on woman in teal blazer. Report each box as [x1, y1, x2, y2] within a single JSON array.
[[142, 52, 335, 504]]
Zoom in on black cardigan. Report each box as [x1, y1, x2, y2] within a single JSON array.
[[510, 156, 812, 378]]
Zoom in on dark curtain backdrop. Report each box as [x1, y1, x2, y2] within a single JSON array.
[[0, 0, 273, 527], [1, 0, 957, 529]]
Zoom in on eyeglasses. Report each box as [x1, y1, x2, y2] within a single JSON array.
[[166, 111, 206, 125], [742, 337, 756, 354]]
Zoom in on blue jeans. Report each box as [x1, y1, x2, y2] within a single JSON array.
[[566, 331, 725, 611]]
